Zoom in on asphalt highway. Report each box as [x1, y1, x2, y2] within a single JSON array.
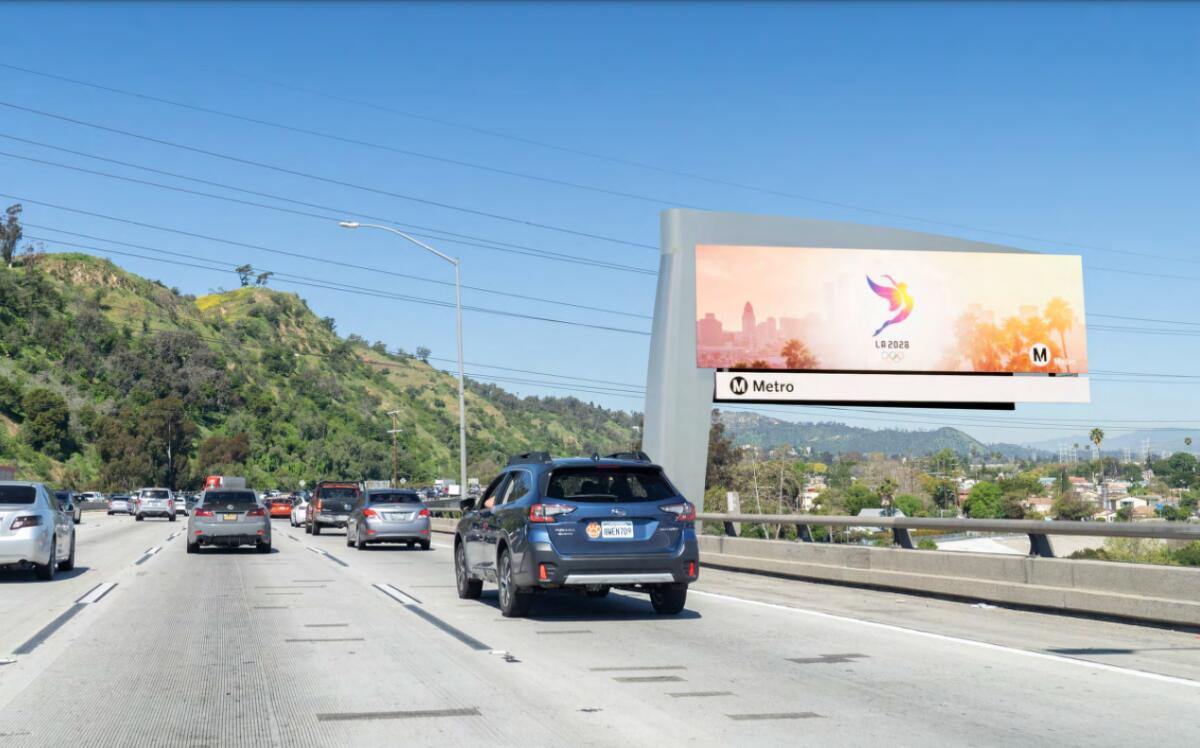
[[1, 512, 1197, 747]]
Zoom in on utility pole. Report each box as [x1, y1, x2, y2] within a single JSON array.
[[387, 410, 402, 488]]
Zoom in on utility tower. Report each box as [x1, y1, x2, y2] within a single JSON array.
[[387, 410, 402, 488]]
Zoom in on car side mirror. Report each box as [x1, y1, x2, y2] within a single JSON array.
[[459, 498, 475, 512]]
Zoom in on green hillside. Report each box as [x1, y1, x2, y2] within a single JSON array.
[[0, 253, 639, 490]]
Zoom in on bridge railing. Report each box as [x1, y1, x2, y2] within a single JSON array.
[[697, 512, 1200, 558]]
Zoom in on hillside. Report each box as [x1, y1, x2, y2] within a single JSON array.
[[719, 411, 1050, 460], [0, 253, 639, 489]]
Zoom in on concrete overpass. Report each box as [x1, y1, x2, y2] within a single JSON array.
[[1, 513, 1197, 747]]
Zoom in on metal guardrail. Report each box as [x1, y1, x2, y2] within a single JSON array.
[[697, 512, 1200, 558]]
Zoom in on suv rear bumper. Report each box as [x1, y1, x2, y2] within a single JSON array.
[[518, 533, 699, 588]]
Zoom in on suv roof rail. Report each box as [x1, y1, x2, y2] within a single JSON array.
[[507, 451, 553, 465], [604, 450, 653, 463]]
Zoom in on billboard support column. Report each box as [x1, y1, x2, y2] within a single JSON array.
[[643, 210, 713, 507]]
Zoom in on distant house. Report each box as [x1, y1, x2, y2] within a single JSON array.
[[1024, 496, 1055, 515]]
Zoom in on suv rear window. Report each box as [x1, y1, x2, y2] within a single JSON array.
[[545, 467, 677, 502], [202, 491, 258, 508], [0, 486, 36, 504], [142, 490, 170, 499], [318, 486, 360, 499], [370, 491, 420, 504]]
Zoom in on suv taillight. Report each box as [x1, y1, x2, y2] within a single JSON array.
[[193, 509, 214, 517], [314, 499, 322, 512], [10, 515, 42, 530], [659, 501, 696, 522], [363, 508, 378, 518], [245, 508, 265, 517], [529, 503, 576, 523], [418, 508, 430, 518]]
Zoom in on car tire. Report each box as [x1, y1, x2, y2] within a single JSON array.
[[107, 511, 113, 516], [346, 526, 354, 547], [586, 587, 610, 599], [168, 514, 176, 522], [73, 516, 81, 525], [304, 521, 312, 534], [455, 541, 482, 600], [649, 584, 688, 615], [355, 526, 367, 550], [312, 523, 321, 536], [135, 514, 144, 522], [186, 541, 198, 554], [257, 541, 272, 554], [59, 534, 76, 572], [34, 540, 56, 581], [419, 540, 431, 551], [497, 548, 532, 618]]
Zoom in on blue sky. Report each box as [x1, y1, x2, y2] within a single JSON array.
[[2, 1, 1197, 446]]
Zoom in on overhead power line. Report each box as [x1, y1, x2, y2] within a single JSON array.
[[3, 60, 1194, 267], [31, 237, 652, 337], [26, 222, 652, 320], [0, 100, 657, 251]]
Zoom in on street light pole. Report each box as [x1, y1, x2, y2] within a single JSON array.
[[339, 221, 468, 499], [387, 409, 402, 488]]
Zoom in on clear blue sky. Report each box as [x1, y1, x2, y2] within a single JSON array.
[[3, 1, 1197, 446]]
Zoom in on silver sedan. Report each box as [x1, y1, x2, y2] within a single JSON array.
[[186, 489, 271, 553], [345, 489, 432, 550], [0, 481, 76, 580]]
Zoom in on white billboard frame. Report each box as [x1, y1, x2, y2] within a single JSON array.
[[642, 209, 1088, 506]]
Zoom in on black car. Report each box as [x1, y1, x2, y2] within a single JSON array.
[[454, 452, 699, 617]]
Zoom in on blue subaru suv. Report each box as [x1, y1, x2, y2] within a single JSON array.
[[454, 452, 699, 617]]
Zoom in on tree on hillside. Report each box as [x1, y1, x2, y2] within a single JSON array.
[[705, 412, 737, 489], [841, 483, 881, 515], [1, 204, 21, 266], [876, 477, 898, 515], [255, 271, 273, 287], [416, 346, 431, 363], [1053, 491, 1093, 521], [20, 388, 71, 459], [236, 264, 254, 287], [781, 339, 818, 370]]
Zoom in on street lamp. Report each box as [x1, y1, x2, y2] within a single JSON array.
[[339, 220, 467, 499]]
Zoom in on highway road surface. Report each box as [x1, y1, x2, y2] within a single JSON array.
[[1, 513, 1197, 747]]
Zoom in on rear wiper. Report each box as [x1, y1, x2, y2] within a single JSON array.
[[565, 493, 620, 502]]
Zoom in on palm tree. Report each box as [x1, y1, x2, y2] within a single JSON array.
[[780, 339, 818, 370], [1044, 297, 1074, 372], [1090, 428, 1106, 509]]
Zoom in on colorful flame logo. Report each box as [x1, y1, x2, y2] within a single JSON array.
[[866, 275, 913, 337]]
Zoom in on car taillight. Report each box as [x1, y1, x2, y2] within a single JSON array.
[[363, 508, 378, 518], [659, 501, 696, 522], [314, 500, 322, 512], [193, 509, 214, 517], [418, 508, 430, 518], [10, 515, 42, 530], [245, 508, 265, 517], [529, 503, 576, 523]]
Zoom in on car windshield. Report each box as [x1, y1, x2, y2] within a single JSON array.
[[202, 491, 258, 509], [143, 490, 170, 499], [0, 485, 36, 505], [546, 467, 677, 502], [269, 498, 292, 505], [319, 487, 359, 499], [370, 492, 420, 504]]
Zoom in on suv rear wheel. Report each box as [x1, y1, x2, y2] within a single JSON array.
[[58, 534, 76, 572], [311, 522, 321, 536], [497, 548, 532, 618], [649, 584, 688, 615], [455, 541, 482, 599], [34, 540, 56, 581]]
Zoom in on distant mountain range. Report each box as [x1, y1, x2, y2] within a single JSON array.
[[1026, 428, 1197, 457], [719, 412, 1052, 460]]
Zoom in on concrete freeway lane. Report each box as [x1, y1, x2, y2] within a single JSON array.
[[2, 513, 1198, 747]]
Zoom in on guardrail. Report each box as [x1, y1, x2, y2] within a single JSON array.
[[698, 512, 1200, 558]]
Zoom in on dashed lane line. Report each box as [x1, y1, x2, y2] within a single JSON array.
[[12, 582, 119, 655]]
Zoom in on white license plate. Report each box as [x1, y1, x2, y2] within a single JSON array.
[[382, 513, 411, 522], [601, 521, 634, 539]]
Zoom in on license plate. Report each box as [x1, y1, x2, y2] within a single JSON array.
[[223, 514, 238, 521], [601, 521, 634, 539], [381, 513, 401, 522]]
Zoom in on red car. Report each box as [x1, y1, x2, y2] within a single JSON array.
[[266, 497, 294, 519]]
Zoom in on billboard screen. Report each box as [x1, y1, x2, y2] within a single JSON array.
[[695, 244, 1087, 375]]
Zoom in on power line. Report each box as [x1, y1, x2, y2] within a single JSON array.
[[0, 152, 656, 275], [0, 133, 657, 275], [26, 222, 652, 320], [4, 61, 1193, 268], [0, 100, 658, 252], [33, 238, 651, 337]]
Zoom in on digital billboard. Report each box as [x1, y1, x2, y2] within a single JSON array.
[[696, 244, 1089, 405]]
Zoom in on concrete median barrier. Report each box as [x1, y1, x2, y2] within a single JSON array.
[[698, 534, 1200, 627]]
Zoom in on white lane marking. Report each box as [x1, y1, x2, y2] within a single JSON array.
[[307, 546, 327, 556], [385, 584, 422, 605], [374, 583, 412, 605], [147, 546, 162, 556], [76, 582, 117, 605], [691, 590, 1200, 689]]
